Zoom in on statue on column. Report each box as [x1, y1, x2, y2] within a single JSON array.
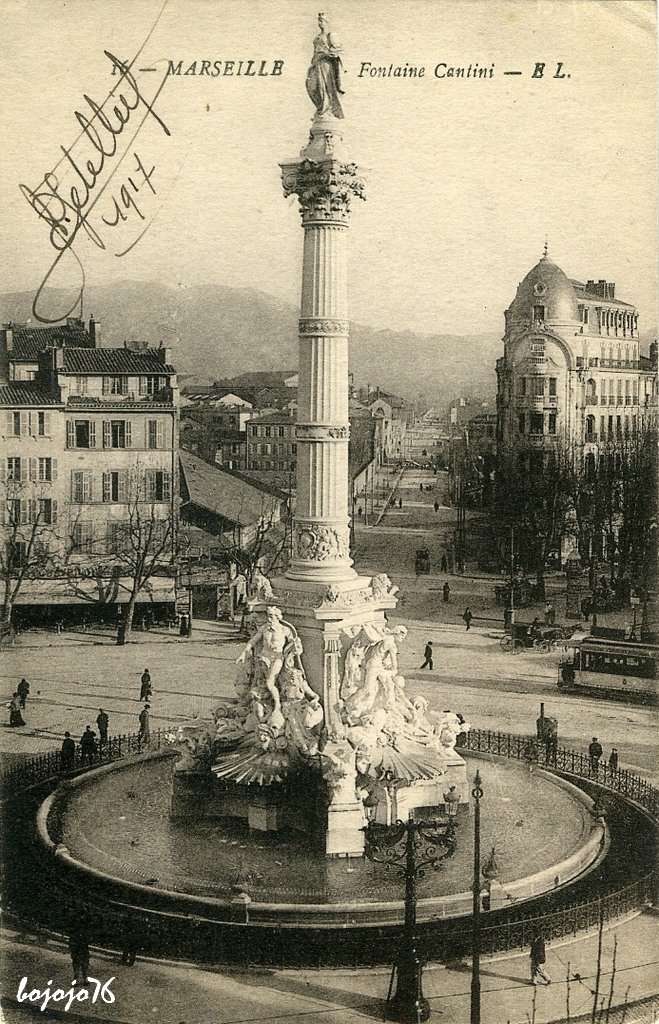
[[306, 12, 345, 120]]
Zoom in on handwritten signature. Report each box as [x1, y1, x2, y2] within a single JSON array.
[[17, 975, 116, 1013], [19, 50, 170, 324]]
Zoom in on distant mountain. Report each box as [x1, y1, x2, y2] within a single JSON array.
[[0, 281, 499, 406]]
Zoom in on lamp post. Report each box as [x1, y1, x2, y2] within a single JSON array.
[[470, 770, 484, 1024], [363, 791, 458, 1023]]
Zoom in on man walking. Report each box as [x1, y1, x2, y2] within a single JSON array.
[[588, 736, 603, 775], [60, 731, 76, 774], [442, 581, 450, 603], [96, 709, 109, 746], [80, 726, 97, 767], [17, 678, 30, 709], [420, 641, 434, 670], [463, 607, 473, 631], [530, 925, 551, 985], [140, 669, 152, 702], [608, 747, 619, 771], [69, 927, 90, 985], [138, 704, 151, 746]]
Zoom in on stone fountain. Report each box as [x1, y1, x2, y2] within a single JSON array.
[[170, 14, 469, 856]]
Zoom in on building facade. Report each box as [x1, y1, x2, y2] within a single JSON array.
[[1, 323, 179, 625], [246, 412, 297, 473], [496, 253, 657, 469]]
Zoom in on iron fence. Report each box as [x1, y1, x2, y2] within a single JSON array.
[[464, 728, 659, 822]]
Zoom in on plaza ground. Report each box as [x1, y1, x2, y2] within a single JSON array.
[[1, 455, 657, 1022]]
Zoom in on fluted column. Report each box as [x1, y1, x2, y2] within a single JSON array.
[[281, 142, 365, 583]]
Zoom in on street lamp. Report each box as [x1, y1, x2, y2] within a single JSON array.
[[363, 791, 458, 1023], [470, 770, 484, 1024]]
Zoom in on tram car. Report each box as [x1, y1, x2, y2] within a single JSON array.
[[558, 634, 657, 705]]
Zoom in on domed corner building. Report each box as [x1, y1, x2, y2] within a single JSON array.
[[496, 249, 657, 478]]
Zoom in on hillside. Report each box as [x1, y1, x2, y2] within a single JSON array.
[[0, 282, 499, 405]]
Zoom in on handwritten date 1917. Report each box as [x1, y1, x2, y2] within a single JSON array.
[[19, 50, 170, 324]]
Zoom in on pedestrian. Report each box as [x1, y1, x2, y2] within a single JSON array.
[[463, 607, 473, 631], [588, 736, 603, 775], [138, 704, 151, 745], [442, 582, 450, 603], [434, 500, 439, 513], [581, 596, 591, 622], [358, 506, 363, 518], [544, 602, 552, 625], [68, 927, 90, 985], [140, 668, 152, 702], [17, 678, 30, 709], [9, 692, 25, 727], [60, 731, 76, 773], [441, 554, 448, 573], [398, 497, 403, 509], [80, 726, 97, 766], [548, 603, 555, 625], [96, 709, 109, 746], [419, 483, 423, 492], [420, 641, 434, 670], [608, 747, 619, 771], [530, 925, 551, 985]]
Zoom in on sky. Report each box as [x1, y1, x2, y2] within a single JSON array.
[[0, 0, 656, 337]]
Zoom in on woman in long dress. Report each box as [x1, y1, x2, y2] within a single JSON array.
[[306, 13, 345, 119], [9, 692, 25, 727]]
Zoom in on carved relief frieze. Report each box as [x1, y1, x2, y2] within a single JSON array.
[[298, 318, 349, 336], [292, 522, 350, 562], [296, 423, 348, 442]]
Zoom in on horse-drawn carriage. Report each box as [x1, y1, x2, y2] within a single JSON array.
[[500, 621, 575, 654]]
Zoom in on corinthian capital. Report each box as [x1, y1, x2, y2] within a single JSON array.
[[281, 159, 366, 223]]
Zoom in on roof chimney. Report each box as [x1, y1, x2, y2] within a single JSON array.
[[2, 323, 13, 353], [89, 315, 100, 346]]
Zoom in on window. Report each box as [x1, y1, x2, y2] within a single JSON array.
[[265, 426, 272, 438], [103, 420, 131, 448], [10, 411, 21, 436], [549, 377, 557, 397], [102, 375, 128, 396], [38, 457, 54, 482], [583, 307, 589, 324], [67, 419, 96, 448], [35, 412, 48, 436], [38, 498, 57, 525], [291, 443, 297, 455], [8, 500, 21, 526], [71, 471, 92, 504], [530, 412, 544, 434], [533, 304, 546, 321], [106, 521, 126, 553], [7, 457, 22, 481], [145, 469, 171, 502], [518, 413, 526, 434], [147, 419, 164, 449], [102, 471, 127, 503], [72, 522, 94, 554], [548, 413, 557, 435], [73, 376, 88, 395], [7, 540, 28, 570], [532, 378, 544, 399]]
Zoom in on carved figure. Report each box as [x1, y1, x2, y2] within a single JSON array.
[[433, 710, 470, 753], [371, 573, 400, 599], [247, 568, 274, 609], [306, 13, 344, 120], [344, 626, 408, 722], [279, 650, 324, 756], [236, 606, 298, 714], [341, 635, 368, 701]]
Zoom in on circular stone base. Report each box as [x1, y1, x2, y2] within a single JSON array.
[[48, 752, 604, 922]]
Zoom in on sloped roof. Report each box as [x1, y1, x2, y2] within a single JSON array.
[[179, 451, 282, 527], [0, 382, 62, 407], [8, 322, 93, 361], [61, 349, 175, 374]]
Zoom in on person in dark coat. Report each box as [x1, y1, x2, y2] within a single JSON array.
[[420, 641, 433, 670], [138, 704, 151, 745], [96, 709, 109, 746], [433, 500, 439, 513], [60, 731, 76, 773], [80, 726, 97, 766], [588, 736, 603, 775], [530, 925, 550, 985], [139, 669, 152, 702], [9, 692, 25, 727], [17, 678, 30, 709], [608, 747, 619, 771], [69, 927, 90, 985], [463, 607, 473, 631], [442, 582, 451, 603]]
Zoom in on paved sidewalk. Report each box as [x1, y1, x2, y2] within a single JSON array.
[[1, 912, 657, 1024]]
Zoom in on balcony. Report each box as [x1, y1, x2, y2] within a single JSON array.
[[584, 433, 598, 443], [585, 396, 598, 406], [600, 396, 607, 405]]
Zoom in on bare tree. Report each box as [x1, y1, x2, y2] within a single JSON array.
[[109, 468, 176, 645], [0, 478, 59, 635]]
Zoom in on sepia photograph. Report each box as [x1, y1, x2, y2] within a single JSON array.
[[0, 1, 656, 1022]]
